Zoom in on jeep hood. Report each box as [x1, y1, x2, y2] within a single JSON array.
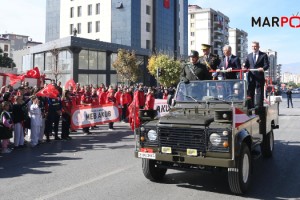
[[159, 109, 214, 126]]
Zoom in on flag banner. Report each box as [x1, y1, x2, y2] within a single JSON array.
[[71, 104, 119, 129], [233, 107, 251, 128], [26, 67, 41, 78], [65, 79, 76, 90], [6, 73, 25, 86], [154, 99, 169, 117], [128, 102, 140, 131], [164, 0, 170, 8], [36, 84, 59, 99]]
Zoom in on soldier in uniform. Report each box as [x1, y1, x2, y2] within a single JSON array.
[[199, 44, 221, 80], [180, 50, 210, 83]]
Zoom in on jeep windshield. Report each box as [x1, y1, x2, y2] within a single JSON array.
[[175, 80, 246, 102]]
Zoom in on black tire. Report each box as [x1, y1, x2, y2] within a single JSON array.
[[228, 144, 252, 194], [261, 130, 274, 158], [142, 159, 167, 181]]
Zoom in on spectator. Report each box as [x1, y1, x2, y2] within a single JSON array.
[[286, 89, 293, 108]]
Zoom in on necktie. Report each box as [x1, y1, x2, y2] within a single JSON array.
[[225, 57, 229, 68], [253, 53, 256, 64]]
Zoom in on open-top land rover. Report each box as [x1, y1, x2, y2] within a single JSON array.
[[134, 78, 279, 194]]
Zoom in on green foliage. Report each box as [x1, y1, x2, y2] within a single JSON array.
[[112, 49, 140, 83], [287, 81, 297, 88], [147, 54, 181, 87], [0, 47, 16, 68]]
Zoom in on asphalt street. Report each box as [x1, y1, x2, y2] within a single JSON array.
[[1, 98, 300, 200]]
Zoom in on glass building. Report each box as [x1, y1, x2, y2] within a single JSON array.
[[30, 36, 150, 87]]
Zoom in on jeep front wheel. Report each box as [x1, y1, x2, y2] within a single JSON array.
[[142, 159, 167, 181], [261, 130, 274, 158], [228, 144, 252, 194]]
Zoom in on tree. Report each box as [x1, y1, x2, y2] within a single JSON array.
[[287, 81, 297, 89], [0, 47, 16, 68], [112, 49, 140, 84], [147, 54, 181, 87]]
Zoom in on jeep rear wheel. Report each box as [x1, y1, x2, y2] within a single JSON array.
[[142, 159, 167, 181], [261, 130, 274, 158], [228, 144, 252, 194]]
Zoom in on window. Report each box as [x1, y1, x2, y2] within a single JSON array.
[[4, 45, 8, 52], [146, 40, 151, 49], [190, 32, 195, 36], [77, 23, 81, 34], [96, 3, 100, 14], [191, 41, 194, 45], [146, 5, 151, 15], [88, 4, 92, 16], [190, 23, 194, 27], [146, 22, 151, 32], [77, 6, 82, 17], [96, 21, 100, 32], [191, 14, 194, 19], [88, 22, 92, 33], [70, 7, 74, 18], [70, 24, 74, 35]]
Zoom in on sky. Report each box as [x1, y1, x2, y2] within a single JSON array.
[[0, 0, 299, 70]]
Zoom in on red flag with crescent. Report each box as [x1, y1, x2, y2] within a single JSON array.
[[26, 67, 41, 78], [128, 102, 140, 131], [36, 84, 59, 99], [6, 73, 25, 86], [65, 79, 76, 90]]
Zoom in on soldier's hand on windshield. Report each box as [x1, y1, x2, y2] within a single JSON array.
[[226, 68, 232, 72], [258, 67, 264, 72]]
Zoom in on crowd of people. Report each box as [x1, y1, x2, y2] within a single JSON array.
[[0, 81, 175, 154], [1, 40, 270, 154]]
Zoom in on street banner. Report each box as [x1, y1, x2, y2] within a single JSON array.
[[71, 104, 119, 129], [154, 99, 170, 117]]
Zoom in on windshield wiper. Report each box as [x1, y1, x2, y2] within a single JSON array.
[[183, 95, 199, 102]]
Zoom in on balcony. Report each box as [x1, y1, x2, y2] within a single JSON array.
[[214, 28, 223, 35]]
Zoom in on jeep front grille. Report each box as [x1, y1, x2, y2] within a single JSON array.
[[158, 127, 206, 153]]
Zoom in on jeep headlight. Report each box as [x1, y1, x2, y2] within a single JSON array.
[[147, 130, 157, 141], [209, 133, 221, 146]]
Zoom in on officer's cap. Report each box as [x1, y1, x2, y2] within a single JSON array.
[[189, 50, 199, 57], [201, 44, 212, 50]]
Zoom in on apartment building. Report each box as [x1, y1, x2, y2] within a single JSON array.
[[228, 28, 248, 63], [46, 0, 188, 58], [188, 5, 229, 57]]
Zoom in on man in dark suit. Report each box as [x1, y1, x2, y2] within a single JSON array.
[[199, 44, 221, 80], [216, 45, 241, 80], [180, 50, 210, 83], [243, 41, 269, 108]]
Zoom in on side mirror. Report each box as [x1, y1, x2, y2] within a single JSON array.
[[167, 94, 175, 107]]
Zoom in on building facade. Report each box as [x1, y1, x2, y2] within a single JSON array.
[[188, 5, 230, 57], [46, 0, 188, 58], [29, 36, 151, 87], [228, 28, 248, 63], [264, 49, 278, 84], [0, 38, 11, 57]]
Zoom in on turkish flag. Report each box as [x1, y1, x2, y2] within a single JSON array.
[[164, 0, 170, 9], [6, 73, 25, 86], [36, 84, 59, 99], [65, 79, 76, 90], [26, 67, 41, 78], [128, 102, 140, 131]]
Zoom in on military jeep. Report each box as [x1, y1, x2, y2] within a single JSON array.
[[134, 79, 279, 194]]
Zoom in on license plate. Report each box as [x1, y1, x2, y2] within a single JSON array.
[[161, 147, 172, 154], [187, 149, 197, 156], [138, 152, 156, 159]]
